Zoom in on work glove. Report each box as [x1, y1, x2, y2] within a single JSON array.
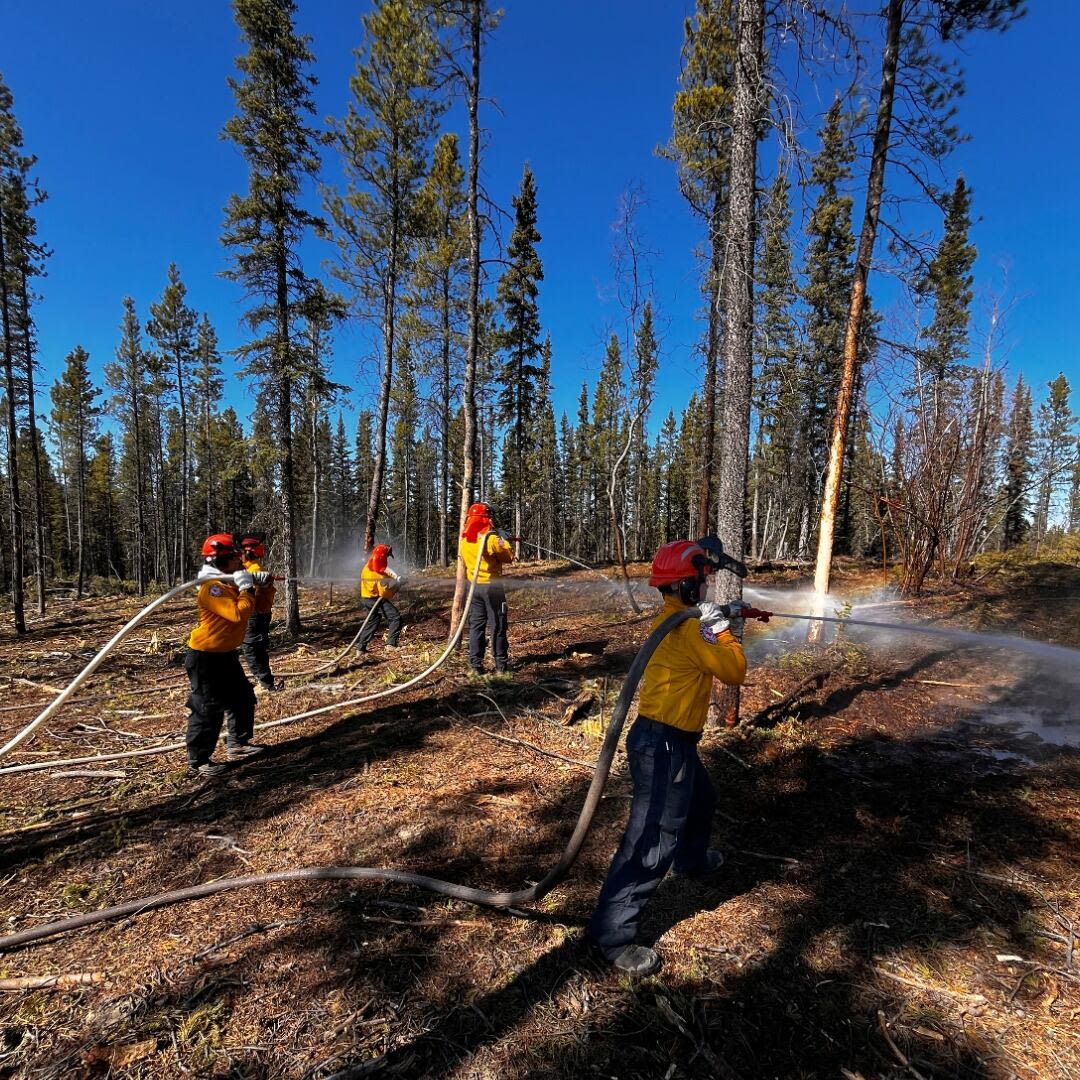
[[722, 600, 750, 638], [233, 568, 255, 592], [251, 571, 274, 587], [695, 601, 731, 635], [198, 563, 220, 581]]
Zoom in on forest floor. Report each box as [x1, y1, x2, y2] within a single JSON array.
[[0, 557, 1077, 1080]]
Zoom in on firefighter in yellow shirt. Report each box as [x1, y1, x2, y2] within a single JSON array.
[[587, 538, 748, 976], [238, 532, 279, 692], [184, 533, 272, 777], [357, 543, 402, 655], [458, 502, 513, 674]]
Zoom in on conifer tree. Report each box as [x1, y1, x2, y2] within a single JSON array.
[[191, 314, 224, 533], [630, 300, 659, 560], [1033, 374, 1076, 546], [412, 132, 467, 564], [325, 0, 441, 556], [496, 163, 544, 551], [1069, 440, 1080, 535], [0, 84, 49, 614], [105, 297, 150, 593], [50, 346, 99, 597], [147, 264, 197, 578], [921, 176, 976, 382], [660, 0, 735, 529], [0, 72, 33, 631], [221, 0, 324, 634], [753, 170, 799, 559]]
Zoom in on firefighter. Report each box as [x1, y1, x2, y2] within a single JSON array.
[[586, 538, 748, 975], [357, 543, 402, 655], [458, 502, 513, 675], [184, 533, 272, 777], [238, 532, 279, 693]]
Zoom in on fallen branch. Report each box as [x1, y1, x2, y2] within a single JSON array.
[[49, 770, 127, 780], [476, 728, 596, 772], [877, 1010, 927, 1080], [0, 972, 106, 991], [729, 847, 799, 865]]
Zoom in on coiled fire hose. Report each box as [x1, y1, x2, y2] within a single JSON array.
[[0, 544, 489, 776], [0, 606, 696, 952]]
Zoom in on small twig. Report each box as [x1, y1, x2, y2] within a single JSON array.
[[729, 847, 799, 865], [715, 743, 753, 771], [872, 966, 987, 1003], [877, 1010, 928, 1080], [475, 728, 596, 772], [192, 918, 307, 961], [914, 679, 981, 688], [474, 692, 510, 725]]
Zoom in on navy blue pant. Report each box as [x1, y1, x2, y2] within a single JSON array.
[[469, 583, 508, 671], [357, 598, 401, 651], [184, 649, 257, 766], [588, 716, 717, 959], [242, 611, 273, 686]]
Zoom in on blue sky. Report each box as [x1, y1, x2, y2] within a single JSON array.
[[3, 0, 1076, 438]]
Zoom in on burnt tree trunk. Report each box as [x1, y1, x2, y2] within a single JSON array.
[[810, 0, 902, 638]]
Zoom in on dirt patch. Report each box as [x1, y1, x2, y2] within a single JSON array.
[[0, 563, 1077, 1078]]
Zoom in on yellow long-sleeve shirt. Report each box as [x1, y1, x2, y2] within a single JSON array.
[[188, 580, 256, 652], [360, 561, 400, 600], [458, 530, 513, 583], [243, 557, 276, 614], [637, 595, 746, 735]]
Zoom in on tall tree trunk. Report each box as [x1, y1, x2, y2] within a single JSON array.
[[75, 400, 86, 599], [810, 0, 902, 636], [697, 193, 723, 531], [175, 350, 189, 580], [18, 270, 46, 614], [712, 0, 763, 725], [365, 192, 399, 555], [0, 221, 26, 633], [439, 272, 451, 566], [309, 403, 320, 579], [275, 210, 301, 634], [450, 0, 483, 637]]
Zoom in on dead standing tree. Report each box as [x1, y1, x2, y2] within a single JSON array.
[[810, 0, 1026, 633]]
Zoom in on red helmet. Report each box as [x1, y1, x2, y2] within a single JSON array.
[[648, 540, 712, 588], [202, 533, 239, 559], [239, 533, 266, 559], [462, 502, 493, 542], [370, 543, 393, 572], [466, 503, 490, 520]]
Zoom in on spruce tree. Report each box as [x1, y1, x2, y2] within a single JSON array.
[[325, 0, 441, 555], [221, 0, 324, 633], [630, 300, 658, 560], [191, 314, 224, 533], [753, 170, 799, 559], [50, 346, 99, 597], [412, 132, 467, 564], [1033, 373, 1077, 546], [660, 0, 735, 529], [147, 264, 198, 578], [105, 297, 150, 593], [496, 163, 544, 552]]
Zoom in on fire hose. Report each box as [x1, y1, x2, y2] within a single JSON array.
[[0, 546, 489, 775], [0, 605, 701, 952]]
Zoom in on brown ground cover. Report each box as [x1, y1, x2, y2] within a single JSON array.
[[0, 560, 1076, 1079]]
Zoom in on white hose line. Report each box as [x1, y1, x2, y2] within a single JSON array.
[[0, 579, 209, 763], [0, 546, 489, 781], [277, 599, 384, 678]]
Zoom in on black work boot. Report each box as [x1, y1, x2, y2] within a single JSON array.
[[672, 850, 725, 878], [610, 945, 661, 976]]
